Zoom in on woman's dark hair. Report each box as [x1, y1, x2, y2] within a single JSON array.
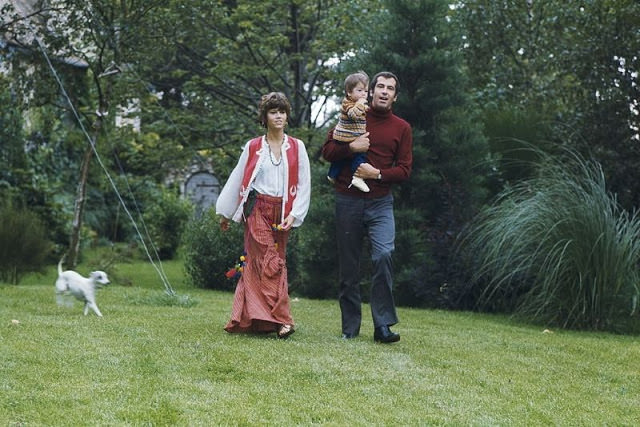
[[258, 92, 291, 128]]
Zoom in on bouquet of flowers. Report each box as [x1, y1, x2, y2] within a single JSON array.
[[225, 252, 246, 279]]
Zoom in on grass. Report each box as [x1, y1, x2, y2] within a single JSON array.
[[1, 258, 639, 425]]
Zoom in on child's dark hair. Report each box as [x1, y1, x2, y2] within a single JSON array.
[[344, 71, 369, 94], [258, 92, 291, 128]]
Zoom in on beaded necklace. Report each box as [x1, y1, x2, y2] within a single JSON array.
[[266, 135, 284, 166]]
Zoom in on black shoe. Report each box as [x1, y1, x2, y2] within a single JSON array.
[[342, 332, 358, 339], [374, 325, 400, 343]]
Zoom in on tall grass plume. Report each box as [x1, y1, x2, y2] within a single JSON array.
[[459, 148, 640, 333]]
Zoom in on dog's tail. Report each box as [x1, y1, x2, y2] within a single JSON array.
[[55, 254, 70, 307], [57, 254, 66, 276]]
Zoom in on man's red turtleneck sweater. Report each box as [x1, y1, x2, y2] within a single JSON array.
[[322, 107, 413, 199]]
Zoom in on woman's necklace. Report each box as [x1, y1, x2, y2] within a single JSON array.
[[267, 135, 284, 166]]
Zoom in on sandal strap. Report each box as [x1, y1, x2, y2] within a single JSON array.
[[278, 324, 294, 338]]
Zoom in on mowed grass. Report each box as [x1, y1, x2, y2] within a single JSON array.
[[1, 258, 639, 425]]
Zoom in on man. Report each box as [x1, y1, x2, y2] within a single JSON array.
[[322, 71, 413, 343]]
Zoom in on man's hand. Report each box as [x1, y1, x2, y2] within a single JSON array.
[[349, 132, 370, 153], [355, 163, 380, 180]]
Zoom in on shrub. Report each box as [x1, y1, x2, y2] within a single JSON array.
[[0, 205, 51, 284], [287, 180, 339, 299], [182, 209, 244, 291], [458, 149, 640, 333], [143, 189, 193, 260]]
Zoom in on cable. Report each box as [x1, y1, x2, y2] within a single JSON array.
[[29, 32, 176, 296]]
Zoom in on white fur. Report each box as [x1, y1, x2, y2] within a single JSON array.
[[55, 259, 110, 316]]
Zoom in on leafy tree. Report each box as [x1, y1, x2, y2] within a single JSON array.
[[137, 0, 375, 154], [5, 0, 383, 276], [565, 0, 640, 210], [458, 0, 580, 112], [0, 75, 26, 201], [0, 49, 87, 252], [4, 0, 181, 265], [458, 0, 640, 209]]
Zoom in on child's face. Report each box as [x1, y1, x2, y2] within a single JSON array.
[[348, 82, 368, 101]]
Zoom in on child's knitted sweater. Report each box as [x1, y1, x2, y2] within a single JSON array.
[[333, 97, 368, 143]]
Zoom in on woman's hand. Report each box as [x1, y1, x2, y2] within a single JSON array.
[[219, 216, 230, 231], [280, 214, 295, 230]]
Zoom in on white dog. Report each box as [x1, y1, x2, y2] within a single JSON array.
[[55, 258, 110, 317]]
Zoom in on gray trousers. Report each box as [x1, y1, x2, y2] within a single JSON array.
[[335, 192, 398, 336]]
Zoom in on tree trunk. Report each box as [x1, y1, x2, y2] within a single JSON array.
[[68, 144, 94, 268]]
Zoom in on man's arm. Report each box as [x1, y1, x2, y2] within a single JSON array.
[[384, 124, 413, 182], [355, 125, 412, 182], [321, 129, 370, 162]]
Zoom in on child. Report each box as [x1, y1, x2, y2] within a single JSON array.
[[327, 71, 370, 192]]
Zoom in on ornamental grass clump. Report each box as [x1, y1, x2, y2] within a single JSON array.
[[460, 149, 640, 333]]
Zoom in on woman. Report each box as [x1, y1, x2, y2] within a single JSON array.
[[216, 92, 311, 339]]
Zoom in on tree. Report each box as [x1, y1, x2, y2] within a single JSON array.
[[348, 0, 491, 307], [565, 0, 640, 210], [458, 1, 580, 112], [458, 0, 640, 209], [5, 0, 176, 265], [138, 0, 375, 154], [0, 75, 26, 202]]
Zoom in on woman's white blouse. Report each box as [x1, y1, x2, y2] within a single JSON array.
[[215, 135, 311, 227]]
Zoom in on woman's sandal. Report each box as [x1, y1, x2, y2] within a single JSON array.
[[277, 324, 295, 339]]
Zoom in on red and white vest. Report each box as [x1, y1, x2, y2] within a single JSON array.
[[235, 135, 300, 223]]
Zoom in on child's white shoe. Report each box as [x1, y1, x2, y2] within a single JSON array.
[[350, 176, 370, 192], [327, 176, 335, 184]]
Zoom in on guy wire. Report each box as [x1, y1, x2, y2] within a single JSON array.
[[27, 29, 176, 296]]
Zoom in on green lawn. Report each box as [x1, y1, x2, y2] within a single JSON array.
[[1, 259, 638, 425]]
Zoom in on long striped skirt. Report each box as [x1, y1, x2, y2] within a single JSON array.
[[224, 193, 294, 334]]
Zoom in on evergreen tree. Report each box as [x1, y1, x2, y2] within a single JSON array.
[[356, 0, 490, 307]]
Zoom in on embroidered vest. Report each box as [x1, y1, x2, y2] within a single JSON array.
[[237, 135, 299, 222]]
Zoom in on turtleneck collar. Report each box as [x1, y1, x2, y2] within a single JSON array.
[[368, 107, 393, 120]]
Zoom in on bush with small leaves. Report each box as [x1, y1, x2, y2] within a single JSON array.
[[182, 209, 244, 290], [143, 190, 194, 260], [0, 205, 51, 284]]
